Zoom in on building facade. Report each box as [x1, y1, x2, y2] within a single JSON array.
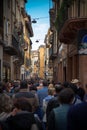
[[44, 29, 53, 81], [49, 0, 87, 86], [31, 50, 39, 77], [38, 45, 45, 79], [0, 0, 33, 81]]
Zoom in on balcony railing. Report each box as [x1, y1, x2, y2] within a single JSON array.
[[3, 33, 19, 55], [3, 29, 24, 60], [55, 0, 87, 44]]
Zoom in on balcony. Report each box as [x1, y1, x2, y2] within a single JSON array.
[[3, 33, 19, 55], [55, 1, 87, 44], [4, 44, 18, 55], [4, 25, 23, 56], [13, 48, 24, 66], [59, 17, 87, 44]]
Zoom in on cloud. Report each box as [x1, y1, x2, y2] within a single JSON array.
[[31, 23, 49, 50]]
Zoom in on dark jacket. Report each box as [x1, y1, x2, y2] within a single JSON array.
[[48, 104, 70, 130], [67, 102, 87, 130], [46, 96, 59, 123], [0, 112, 36, 130], [13, 91, 38, 112]]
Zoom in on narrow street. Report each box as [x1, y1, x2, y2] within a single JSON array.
[[0, 0, 87, 130]]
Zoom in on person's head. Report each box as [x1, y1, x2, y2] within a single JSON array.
[[48, 87, 55, 96], [69, 83, 78, 94], [12, 98, 32, 116], [43, 79, 48, 86], [58, 88, 75, 104], [4, 82, 12, 92], [71, 79, 80, 86], [20, 80, 28, 89], [0, 93, 13, 113], [55, 84, 63, 94], [62, 81, 70, 88], [48, 83, 54, 88]]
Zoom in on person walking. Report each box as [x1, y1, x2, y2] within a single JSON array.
[[67, 100, 87, 130], [0, 81, 13, 121], [47, 88, 74, 130], [13, 80, 38, 112], [46, 83, 63, 125], [0, 98, 38, 130]]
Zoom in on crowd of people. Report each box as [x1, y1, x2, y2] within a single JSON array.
[[0, 78, 87, 130]]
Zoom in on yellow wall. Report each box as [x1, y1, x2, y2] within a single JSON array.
[[39, 46, 45, 78]]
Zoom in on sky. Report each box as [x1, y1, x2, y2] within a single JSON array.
[[25, 0, 52, 50]]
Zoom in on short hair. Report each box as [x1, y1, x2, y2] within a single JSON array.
[[55, 84, 63, 93], [69, 83, 78, 94], [20, 80, 28, 89], [13, 98, 32, 112], [58, 88, 74, 104], [43, 79, 48, 86]]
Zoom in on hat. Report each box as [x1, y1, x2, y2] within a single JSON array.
[[71, 79, 79, 84]]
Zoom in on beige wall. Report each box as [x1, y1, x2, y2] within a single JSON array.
[[39, 46, 45, 78]]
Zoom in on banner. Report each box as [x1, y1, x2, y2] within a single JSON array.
[[78, 29, 87, 54]]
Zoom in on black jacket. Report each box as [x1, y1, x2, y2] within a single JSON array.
[[0, 112, 36, 130]]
